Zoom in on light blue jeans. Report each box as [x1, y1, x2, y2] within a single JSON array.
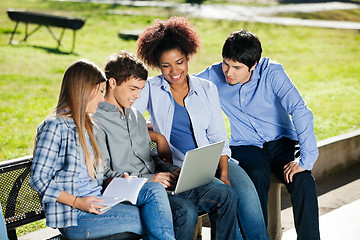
[[226, 160, 269, 240], [59, 182, 175, 240], [0, 202, 9, 240]]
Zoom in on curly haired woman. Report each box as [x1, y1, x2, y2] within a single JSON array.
[[134, 16, 268, 240]]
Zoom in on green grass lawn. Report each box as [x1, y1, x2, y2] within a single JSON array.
[[1, 0, 360, 162], [1, 0, 360, 236], [277, 8, 360, 22]]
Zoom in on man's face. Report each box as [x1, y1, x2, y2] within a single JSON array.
[[222, 58, 255, 85], [114, 77, 145, 111]]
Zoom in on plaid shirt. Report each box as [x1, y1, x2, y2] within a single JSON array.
[[30, 116, 103, 228]]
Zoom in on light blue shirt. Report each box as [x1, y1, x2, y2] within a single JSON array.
[[78, 132, 102, 197], [195, 58, 318, 170], [133, 74, 231, 167]]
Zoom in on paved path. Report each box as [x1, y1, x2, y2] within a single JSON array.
[[57, 0, 360, 29], [201, 164, 360, 239]]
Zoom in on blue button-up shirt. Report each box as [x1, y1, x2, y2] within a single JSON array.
[[133, 74, 230, 167], [196, 58, 318, 170]]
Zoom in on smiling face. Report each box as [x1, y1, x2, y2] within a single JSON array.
[[222, 58, 256, 85], [159, 48, 189, 86], [86, 82, 106, 114], [113, 77, 145, 113]]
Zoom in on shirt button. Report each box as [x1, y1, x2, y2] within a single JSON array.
[[241, 99, 244, 101]]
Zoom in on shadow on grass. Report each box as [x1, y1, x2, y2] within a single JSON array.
[[8, 43, 79, 55], [32, 45, 78, 55]]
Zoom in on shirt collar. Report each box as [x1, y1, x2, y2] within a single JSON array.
[[187, 75, 198, 96], [159, 74, 197, 96], [98, 101, 125, 117]]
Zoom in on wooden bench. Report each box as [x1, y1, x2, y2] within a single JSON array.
[[7, 9, 85, 52]]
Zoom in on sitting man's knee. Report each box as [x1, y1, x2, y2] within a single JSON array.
[[173, 201, 198, 228], [214, 184, 239, 207], [291, 171, 316, 190]]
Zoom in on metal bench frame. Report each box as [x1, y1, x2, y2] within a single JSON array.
[[7, 9, 85, 53], [0, 156, 141, 240], [0, 156, 44, 240]]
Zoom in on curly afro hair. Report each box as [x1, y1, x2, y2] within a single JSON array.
[[136, 16, 201, 69]]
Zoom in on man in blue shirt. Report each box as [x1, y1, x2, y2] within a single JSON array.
[[196, 29, 320, 239]]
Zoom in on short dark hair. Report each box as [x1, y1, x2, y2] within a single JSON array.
[[104, 50, 148, 90], [136, 16, 201, 69], [222, 29, 262, 69]]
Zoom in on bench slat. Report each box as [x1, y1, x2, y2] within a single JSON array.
[[7, 9, 85, 30]]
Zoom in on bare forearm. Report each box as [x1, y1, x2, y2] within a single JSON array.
[[218, 155, 231, 185], [57, 190, 77, 208]]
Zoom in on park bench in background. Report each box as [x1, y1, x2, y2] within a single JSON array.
[[7, 9, 85, 53]]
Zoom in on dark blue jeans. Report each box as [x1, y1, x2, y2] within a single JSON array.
[[169, 179, 241, 240], [231, 138, 320, 240]]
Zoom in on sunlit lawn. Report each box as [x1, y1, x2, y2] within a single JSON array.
[[1, 0, 360, 162]]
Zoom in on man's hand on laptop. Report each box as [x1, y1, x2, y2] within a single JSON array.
[[152, 168, 180, 188], [171, 168, 181, 179]]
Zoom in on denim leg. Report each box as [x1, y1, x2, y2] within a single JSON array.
[[168, 195, 199, 239], [227, 160, 268, 240], [59, 203, 144, 239], [136, 182, 175, 240], [178, 180, 242, 240], [231, 145, 272, 226], [59, 182, 175, 240]]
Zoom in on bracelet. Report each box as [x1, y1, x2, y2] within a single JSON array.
[[73, 196, 78, 208]]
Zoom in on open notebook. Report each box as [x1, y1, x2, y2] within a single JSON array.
[[97, 177, 147, 212]]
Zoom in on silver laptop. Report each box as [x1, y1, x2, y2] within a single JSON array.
[[168, 141, 225, 195]]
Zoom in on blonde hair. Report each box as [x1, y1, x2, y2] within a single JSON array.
[[55, 59, 107, 179]]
